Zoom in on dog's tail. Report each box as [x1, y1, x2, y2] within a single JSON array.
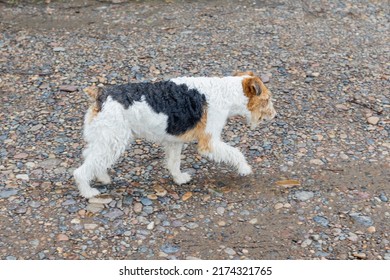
[[83, 85, 101, 101]]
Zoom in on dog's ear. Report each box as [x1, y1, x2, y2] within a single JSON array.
[[242, 77, 263, 97], [234, 71, 255, 77]]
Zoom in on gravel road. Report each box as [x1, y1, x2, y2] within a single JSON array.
[[0, 0, 389, 260]]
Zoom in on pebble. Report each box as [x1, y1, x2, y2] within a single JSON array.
[[89, 196, 113, 204], [53, 47, 65, 52], [216, 207, 225, 215], [313, 216, 329, 227], [310, 159, 324, 166], [161, 243, 180, 254], [367, 226, 376, 233], [352, 252, 366, 259], [0, 189, 18, 198], [295, 191, 314, 201], [56, 234, 69, 241], [16, 174, 29, 181], [249, 218, 258, 225], [133, 202, 143, 213], [349, 213, 374, 227], [274, 203, 284, 210], [15, 206, 27, 214], [224, 247, 236, 255], [29, 201, 41, 208], [301, 239, 312, 248], [86, 203, 104, 213], [379, 193, 388, 202], [140, 197, 153, 206], [367, 117, 379, 125], [185, 222, 199, 229], [347, 232, 358, 242], [84, 224, 98, 230], [59, 85, 78, 92], [384, 253, 390, 260], [147, 222, 155, 230], [104, 209, 124, 221], [39, 159, 62, 169]]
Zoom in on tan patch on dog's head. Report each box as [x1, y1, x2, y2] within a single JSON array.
[[178, 107, 212, 154], [242, 76, 276, 128]]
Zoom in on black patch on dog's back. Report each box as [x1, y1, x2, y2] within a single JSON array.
[[98, 81, 206, 135]]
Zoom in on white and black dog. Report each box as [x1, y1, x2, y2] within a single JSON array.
[[74, 71, 276, 198]]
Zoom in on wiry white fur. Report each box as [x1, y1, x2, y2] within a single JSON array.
[[74, 76, 269, 198]]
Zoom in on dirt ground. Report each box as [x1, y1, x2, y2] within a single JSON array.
[[0, 0, 389, 260]]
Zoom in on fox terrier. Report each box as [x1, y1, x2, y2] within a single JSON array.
[[74, 71, 277, 198]]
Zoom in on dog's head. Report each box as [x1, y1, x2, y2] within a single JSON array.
[[236, 71, 277, 129]]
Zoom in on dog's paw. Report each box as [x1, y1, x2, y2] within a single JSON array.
[[80, 188, 101, 199], [238, 164, 252, 176], [174, 172, 192, 185]]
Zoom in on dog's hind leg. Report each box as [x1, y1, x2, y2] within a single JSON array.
[[74, 119, 132, 198], [164, 142, 191, 185]]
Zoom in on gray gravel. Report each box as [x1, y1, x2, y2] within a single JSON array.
[[0, 0, 389, 260]]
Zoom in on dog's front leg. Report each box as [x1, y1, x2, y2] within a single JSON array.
[[164, 142, 192, 185], [206, 140, 252, 176]]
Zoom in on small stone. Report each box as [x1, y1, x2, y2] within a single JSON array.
[[56, 234, 69, 241], [347, 232, 358, 242], [25, 162, 36, 169], [53, 47, 65, 52], [0, 189, 18, 198], [84, 224, 98, 230], [218, 221, 227, 227], [29, 201, 41, 208], [367, 226, 376, 233], [379, 193, 388, 202], [147, 194, 158, 200], [15, 206, 27, 214], [224, 247, 236, 255], [295, 191, 314, 201], [122, 195, 133, 205], [155, 186, 167, 197], [133, 202, 143, 213], [336, 104, 349, 111], [301, 239, 312, 248], [30, 124, 43, 132], [216, 207, 225, 215], [310, 159, 324, 165], [140, 197, 153, 206], [182, 192, 193, 201], [89, 195, 113, 204], [349, 213, 374, 227], [14, 153, 28, 159], [353, 252, 366, 259], [39, 159, 61, 169], [185, 222, 199, 229], [313, 216, 329, 227], [59, 85, 78, 92], [86, 203, 104, 213], [367, 117, 379, 125], [147, 222, 155, 230], [104, 209, 124, 221], [260, 74, 270, 83], [16, 174, 29, 181], [6, 256, 16, 260], [161, 243, 180, 254], [274, 203, 284, 209], [384, 253, 390, 260], [249, 218, 258, 225]]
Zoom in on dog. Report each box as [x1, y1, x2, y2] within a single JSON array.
[[73, 71, 276, 198]]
